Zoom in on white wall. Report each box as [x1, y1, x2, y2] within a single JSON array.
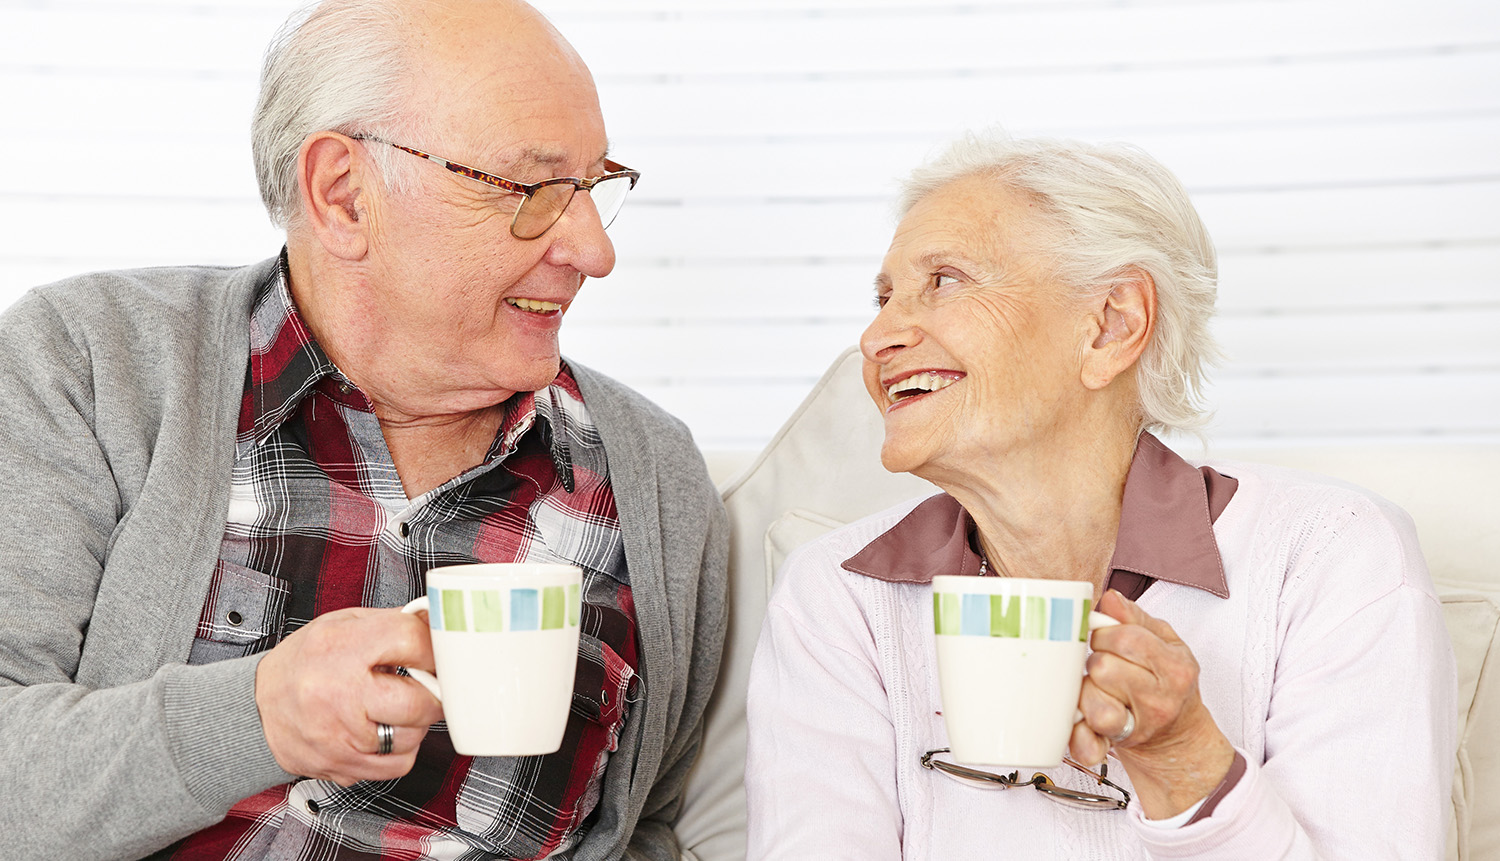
[[2, 0, 1497, 452]]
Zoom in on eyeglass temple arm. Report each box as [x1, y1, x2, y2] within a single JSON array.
[[1062, 756, 1133, 803], [919, 750, 1026, 787]]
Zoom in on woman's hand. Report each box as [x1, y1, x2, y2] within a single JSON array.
[[1072, 590, 1236, 819]]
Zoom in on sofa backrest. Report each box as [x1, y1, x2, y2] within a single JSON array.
[[676, 347, 1500, 861]]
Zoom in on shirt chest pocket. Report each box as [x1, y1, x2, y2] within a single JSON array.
[[571, 634, 638, 753], [188, 560, 291, 665]]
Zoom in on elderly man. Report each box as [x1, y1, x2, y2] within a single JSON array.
[[0, 1, 726, 859]]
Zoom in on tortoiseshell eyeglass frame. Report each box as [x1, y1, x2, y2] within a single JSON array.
[[351, 134, 640, 240]]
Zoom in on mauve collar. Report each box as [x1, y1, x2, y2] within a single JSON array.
[[840, 433, 1235, 598]]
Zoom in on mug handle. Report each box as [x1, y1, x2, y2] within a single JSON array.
[[398, 597, 443, 702], [1074, 611, 1122, 723], [1088, 610, 1121, 631]]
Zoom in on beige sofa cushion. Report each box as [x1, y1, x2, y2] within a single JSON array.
[[677, 347, 1500, 861], [1444, 594, 1500, 861], [675, 351, 931, 860]]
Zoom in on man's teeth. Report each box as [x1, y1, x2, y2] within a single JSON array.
[[887, 372, 956, 401], [506, 297, 563, 313]]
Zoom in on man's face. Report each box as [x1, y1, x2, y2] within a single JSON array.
[[356, 2, 617, 416]]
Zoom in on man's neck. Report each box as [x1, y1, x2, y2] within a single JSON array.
[[284, 243, 517, 497]]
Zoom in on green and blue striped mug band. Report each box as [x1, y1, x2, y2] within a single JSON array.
[[934, 593, 1094, 642], [426, 583, 581, 633]]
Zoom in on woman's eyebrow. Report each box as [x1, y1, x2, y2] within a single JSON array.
[[915, 250, 970, 271]]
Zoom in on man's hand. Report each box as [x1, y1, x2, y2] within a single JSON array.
[[1071, 590, 1236, 819], [255, 607, 445, 786]]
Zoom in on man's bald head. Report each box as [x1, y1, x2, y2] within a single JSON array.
[[252, 0, 598, 229]]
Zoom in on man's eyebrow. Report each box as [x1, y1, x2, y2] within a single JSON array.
[[504, 144, 612, 176], [873, 272, 892, 292], [504, 147, 568, 171]]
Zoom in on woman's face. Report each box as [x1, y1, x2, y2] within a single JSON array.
[[861, 176, 1097, 480]]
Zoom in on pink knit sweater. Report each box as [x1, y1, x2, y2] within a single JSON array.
[[746, 458, 1456, 859]]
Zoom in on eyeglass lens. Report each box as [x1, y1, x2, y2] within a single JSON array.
[[513, 175, 633, 240]]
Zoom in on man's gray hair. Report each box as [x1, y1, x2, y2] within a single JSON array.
[[252, 0, 426, 229], [899, 132, 1223, 435]]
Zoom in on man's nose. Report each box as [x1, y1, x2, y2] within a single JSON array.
[[544, 189, 616, 279]]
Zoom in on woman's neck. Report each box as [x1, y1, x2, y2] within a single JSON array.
[[939, 428, 1139, 594]]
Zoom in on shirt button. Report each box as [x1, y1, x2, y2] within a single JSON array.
[[227, 611, 243, 626], [399, 522, 410, 538], [600, 689, 609, 705], [306, 799, 320, 814]]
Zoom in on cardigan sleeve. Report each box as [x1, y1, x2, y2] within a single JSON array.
[[564, 363, 731, 861], [0, 290, 291, 860], [1132, 489, 1456, 859], [625, 470, 730, 861]]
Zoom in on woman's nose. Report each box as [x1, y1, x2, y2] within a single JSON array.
[[860, 298, 920, 365]]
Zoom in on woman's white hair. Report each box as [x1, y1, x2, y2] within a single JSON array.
[[251, 0, 427, 229], [899, 131, 1223, 435]]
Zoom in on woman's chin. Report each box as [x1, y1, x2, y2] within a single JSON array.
[[879, 438, 937, 478]]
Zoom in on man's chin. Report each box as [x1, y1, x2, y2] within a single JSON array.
[[502, 355, 564, 396]]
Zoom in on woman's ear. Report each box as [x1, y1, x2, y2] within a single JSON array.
[[295, 132, 371, 261], [1081, 267, 1157, 391]]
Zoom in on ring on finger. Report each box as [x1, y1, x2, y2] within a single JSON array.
[[1108, 708, 1136, 745], [376, 722, 395, 756]]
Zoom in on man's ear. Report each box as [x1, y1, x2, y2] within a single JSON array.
[[296, 132, 371, 261], [1081, 267, 1156, 391]]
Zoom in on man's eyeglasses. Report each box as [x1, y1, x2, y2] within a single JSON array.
[[920, 748, 1131, 810], [353, 135, 639, 240]]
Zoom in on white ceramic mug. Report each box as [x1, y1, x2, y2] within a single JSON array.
[[401, 562, 582, 756], [932, 575, 1119, 768]]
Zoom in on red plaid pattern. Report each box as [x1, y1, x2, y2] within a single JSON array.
[[166, 258, 637, 860]]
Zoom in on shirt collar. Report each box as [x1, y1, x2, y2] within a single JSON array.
[[840, 432, 1235, 598], [242, 253, 345, 445], [241, 253, 577, 486]]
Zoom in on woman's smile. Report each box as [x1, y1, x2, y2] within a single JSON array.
[[882, 370, 965, 412]]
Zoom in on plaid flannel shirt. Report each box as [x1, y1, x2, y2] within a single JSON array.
[[163, 259, 638, 860]]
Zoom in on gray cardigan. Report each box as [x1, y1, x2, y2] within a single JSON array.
[[0, 258, 728, 861]]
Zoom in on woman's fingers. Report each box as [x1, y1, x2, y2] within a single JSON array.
[[1077, 591, 1206, 757], [1072, 676, 1135, 765]]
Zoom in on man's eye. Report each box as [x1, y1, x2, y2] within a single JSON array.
[[873, 294, 890, 309], [936, 273, 959, 288]]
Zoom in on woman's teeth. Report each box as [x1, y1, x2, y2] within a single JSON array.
[[887, 372, 956, 401]]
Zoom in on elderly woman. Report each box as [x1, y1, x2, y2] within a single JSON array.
[[743, 133, 1455, 859]]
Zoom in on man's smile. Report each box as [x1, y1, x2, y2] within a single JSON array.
[[505, 297, 563, 314]]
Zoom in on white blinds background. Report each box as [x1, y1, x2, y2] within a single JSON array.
[[1, 0, 1496, 451]]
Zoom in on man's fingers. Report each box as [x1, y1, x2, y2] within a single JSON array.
[[365, 612, 438, 673], [367, 669, 446, 728], [256, 607, 442, 784]]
